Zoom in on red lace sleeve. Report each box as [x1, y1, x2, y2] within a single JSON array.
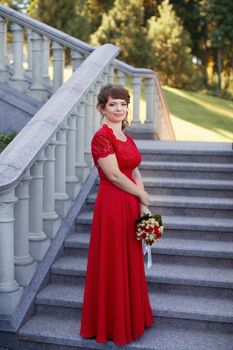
[[91, 134, 115, 166]]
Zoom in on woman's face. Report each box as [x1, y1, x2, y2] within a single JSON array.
[[101, 96, 128, 124]]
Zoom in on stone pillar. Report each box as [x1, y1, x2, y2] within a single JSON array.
[[131, 75, 141, 126], [117, 71, 126, 86], [84, 90, 94, 168], [108, 63, 114, 84], [26, 29, 32, 77], [9, 23, 28, 92], [42, 36, 50, 86], [14, 169, 37, 286], [29, 151, 50, 261], [28, 31, 48, 101], [0, 16, 9, 83], [55, 123, 71, 218], [52, 41, 64, 93], [144, 77, 155, 125], [43, 135, 61, 239], [0, 189, 23, 315], [75, 101, 89, 183], [66, 112, 81, 199], [71, 50, 84, 71]]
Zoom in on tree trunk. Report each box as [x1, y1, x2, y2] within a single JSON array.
[[216, 47, 222, 92]]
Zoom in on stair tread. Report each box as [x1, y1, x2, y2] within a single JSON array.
[[37, 282, 233, 321], [138, 176, 233, 189], [52, 255, 233, 288], [141, 161, 233, 170], [77, 212, 233, 231], [19, 312, 233, 350], [65, 233, 233, 257], [88, 193, 233, 207]]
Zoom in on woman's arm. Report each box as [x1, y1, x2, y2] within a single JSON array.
[[97, 155, 150, 206], [133, 167, 151, 216]]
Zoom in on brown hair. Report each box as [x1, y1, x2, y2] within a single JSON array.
[[97, 84, 130, 130]]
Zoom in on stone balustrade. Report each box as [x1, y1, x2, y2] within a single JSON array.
[[0, 4, 175, 140], [0, 43, 119, 315]]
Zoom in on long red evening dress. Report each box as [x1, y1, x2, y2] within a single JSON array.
[[79, 123, 154, 346]]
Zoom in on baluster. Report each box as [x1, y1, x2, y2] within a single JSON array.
[[75, 101, 89, 183], [117, 70, 126, 86], [14, 169, 37, 286], [84, 90, 94, 167], [0, 16, 9, 82], [43, 135, 61, 239], [52, 41, 64, 93], [0, 189, 23, 315], [153, 81, 160, 138], [71, 50, 84, 71], [26, 29, 32, 77], [55, 122, 71, 218], [29, 151, 50, 261], [131, 75, 141, 125], [108, 63, 114, 84], [9, 23, 28, 92], [28, 31, 48, 101], [93, 80, 102, 133], [102, 69, 109, 85], [66, 111, 81, 199], [42, 36, 50, 86], [144, 77, 155, 125]]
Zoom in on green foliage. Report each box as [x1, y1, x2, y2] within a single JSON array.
[[0, 131, 16, 152], [91, 0, 152, 67], [147, 0, 195, 88], [28, 0, 92, 42]]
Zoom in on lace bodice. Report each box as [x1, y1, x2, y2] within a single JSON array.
[[91, 124, 142, 180]]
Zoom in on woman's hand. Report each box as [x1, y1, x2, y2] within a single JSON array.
[[140, 203, 152, 216], [139, 190, 150, 207]]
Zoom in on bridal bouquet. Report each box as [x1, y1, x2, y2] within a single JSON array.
[[135, 213, 163, 245], [135, 213, 163, 269]]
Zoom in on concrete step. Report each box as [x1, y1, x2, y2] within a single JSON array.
[[51, 254, 233, 289], [65, 233, 233, 259], [76, 211, 233, 241], [86, 193, 233, 218], [139, 161, 233, 180], [35, 282, 233, 323], [95, 177, 233, 198], [18, 309, 233, 350]]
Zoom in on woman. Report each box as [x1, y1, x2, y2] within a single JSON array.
[[80, 84, 154, 346]]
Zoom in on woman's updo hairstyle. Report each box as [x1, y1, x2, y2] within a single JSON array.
[[97, 84, 130, 130]]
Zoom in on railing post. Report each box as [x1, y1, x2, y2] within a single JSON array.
[[14, 169, 37, 286], [26, 28, 32, 77], [84, 90, 94, 167], [9, 22, 28, 92], [55, 122, 71, 218], [117, 70, 126, 86], [52, 41, 64, 93], [42, 36, 50, 86], [108, 63, 114, 84], [0, 189, 23, 315], [43, 135, 61, 239], [71, 50, 84, 71], [75, 101, 89, 183], [29, 151, 50, 261], [28, 31, 48, 101], [0, 16, 9, 82], [144, 77, 155, 125], [131, 75, 141, 126], [93, 80, 101, 133], [66, 111, 81, 199]]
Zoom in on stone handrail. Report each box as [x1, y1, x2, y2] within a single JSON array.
[[0, 43, 119, 315], [0, 4, 174, 139]]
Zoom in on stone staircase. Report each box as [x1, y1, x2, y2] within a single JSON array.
[[18, 141, 233, 350]]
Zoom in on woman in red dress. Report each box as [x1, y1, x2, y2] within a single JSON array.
[[80, 84, 154, 346]]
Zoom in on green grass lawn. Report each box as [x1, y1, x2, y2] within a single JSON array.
[[163, 86, 233, 142]]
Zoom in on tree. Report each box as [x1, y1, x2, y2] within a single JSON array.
[[200, 0, 233, 92], [28, 0, 92, 42], [91, 0, 152, 67], [147, 0, 195, 88]]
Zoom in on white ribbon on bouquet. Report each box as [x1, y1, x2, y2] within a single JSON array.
[[142, 240, 152, 269]]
